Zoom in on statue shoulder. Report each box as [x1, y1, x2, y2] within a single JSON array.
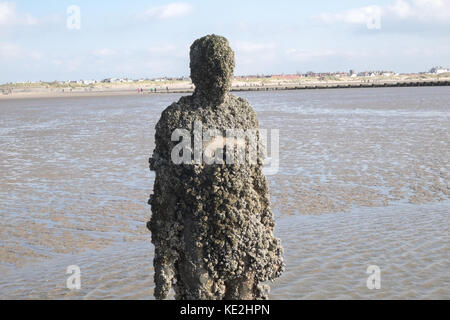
[[228, 94, 258, 126], [157, 95, 193, 131]]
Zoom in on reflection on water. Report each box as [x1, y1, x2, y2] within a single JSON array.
[[0, 87, 449, 299]]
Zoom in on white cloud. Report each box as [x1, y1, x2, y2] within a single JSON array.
[[286, 49, 337, 61], [232, 41, 278, 74], [234, 41, 276, 53], [388, 0, 450, 22], [148, 44, 177, 54], [142, 2, 192, 20], [403, 44, 450, 56], [0, 42, 42, 60], [0, 2, 37, 26], [93, 48, 115, 57], [0, 42, 20, 58], [285, 48, 368, 62], [317, 0, 450, 27], [318, 5, 381, 25], [388, 0, 414, 19], [148, 44, 188, 58]]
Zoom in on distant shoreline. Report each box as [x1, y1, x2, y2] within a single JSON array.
[[1, 79, 449, 100]]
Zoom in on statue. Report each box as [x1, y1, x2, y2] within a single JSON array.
[[147, 34, 284, 300]]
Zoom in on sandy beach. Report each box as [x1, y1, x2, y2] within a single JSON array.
[[1, 76, 449, 100]]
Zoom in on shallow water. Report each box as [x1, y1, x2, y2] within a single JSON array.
[[1, 201, 448, 300], [0, 87, 449, 299]]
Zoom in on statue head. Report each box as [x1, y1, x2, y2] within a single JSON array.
[[190, 34, 235, 105]]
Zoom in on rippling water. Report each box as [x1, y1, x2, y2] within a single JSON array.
[[0, 87, 449, 299]]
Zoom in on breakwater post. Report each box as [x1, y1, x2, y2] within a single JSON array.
[[145, 80, 450, 95], [147, 35, 284, 300]]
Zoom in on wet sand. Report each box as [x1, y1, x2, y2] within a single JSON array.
[[0, 87, 449, 299], [1, 201, 448, 299]]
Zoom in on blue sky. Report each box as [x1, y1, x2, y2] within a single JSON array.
[[1, 0, 449, 82]]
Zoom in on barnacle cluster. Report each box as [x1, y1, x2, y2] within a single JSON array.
[[148, 35, 284, 300]]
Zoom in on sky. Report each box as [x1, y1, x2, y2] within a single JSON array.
[[0, 0, 449, 83]]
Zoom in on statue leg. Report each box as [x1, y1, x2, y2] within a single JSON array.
[[172, 215, 222, 300], [153, 246, 175, 300], [173, 252, 217, 300], [224, 274, 256, 300], [224, 273, 270, 300]]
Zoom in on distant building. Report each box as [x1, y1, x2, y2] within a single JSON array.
[[270, 74, 301, 80], [357, 70, 394, 77], [82, 80, 98, 85], [430, 66, 449, 74]]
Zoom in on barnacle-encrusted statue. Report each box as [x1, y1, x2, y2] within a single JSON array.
[[147, 34, 284, 300]]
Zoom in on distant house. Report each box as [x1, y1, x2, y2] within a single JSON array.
[[430, 66, 449, 74], [358, 71, 384, 77], [83, 80, 97, 85], [270, 74, 301, 80], [334, 72, 348, 78]]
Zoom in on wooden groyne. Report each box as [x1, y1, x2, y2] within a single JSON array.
[[231, 80, 450, 92], [144, 80, 450, 95], [2, 80, 448, 99]]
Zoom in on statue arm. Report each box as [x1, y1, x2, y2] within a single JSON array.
[[149, 103, 181, 299]]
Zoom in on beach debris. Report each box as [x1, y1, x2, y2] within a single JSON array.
[[147, 34, 284, 300]]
